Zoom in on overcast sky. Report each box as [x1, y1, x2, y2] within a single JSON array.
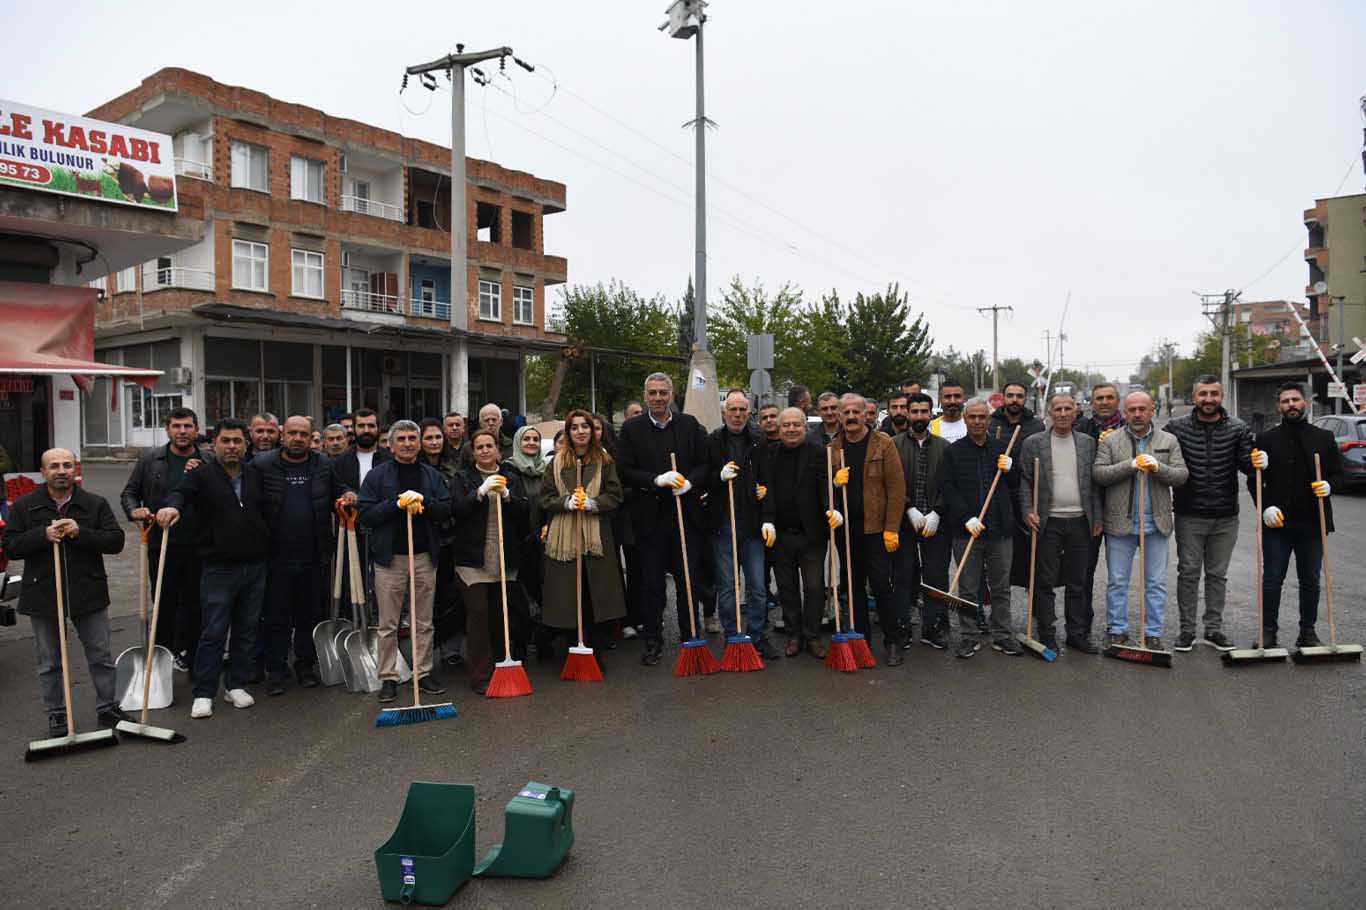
[[8, 0, 1365, 381]]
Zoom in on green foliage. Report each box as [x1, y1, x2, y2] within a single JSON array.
[[708, 277, 804, 388], [840, 284, 934, 398]]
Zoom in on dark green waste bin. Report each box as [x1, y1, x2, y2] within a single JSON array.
[[473, 781, 575, 879], [375, 782, 477, 905]]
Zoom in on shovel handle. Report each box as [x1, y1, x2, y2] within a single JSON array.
[[143, 523, 171, 724], [53, 540, 74, 738]]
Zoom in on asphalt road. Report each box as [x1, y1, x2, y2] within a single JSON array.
[[2, 462, 1364, 909]]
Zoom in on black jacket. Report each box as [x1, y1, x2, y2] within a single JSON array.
[[253, 449, 349, 561], [758, 436, 832, 542], [120, 443, 206, 543], [942, 434, 1019, 539], [1167, 408, 1253, 518], [891, 431, 951, 517], [1248, 419, 1342, 532], [614, 411, 709, 538], [5, 486, 125, 619], [357, 459, 452, 567], [448, 465, 530, 569], [165, 459, 271, 564], [332, 447, 391, 494], [701, 423, 765, 536], [988, 407, 1046, 445]]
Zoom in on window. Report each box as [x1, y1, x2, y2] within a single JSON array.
[[230, 141, 269, 192], [232, 240, 269, 291], [291, 249, 324, 298], [290, 156, 325, 204], [478, 280, 501, 321], [511, 210, 534, 250], [115, 267, 135, 293], [476, 202, 501, 243], [513, 285, 534, 325], [129, 389, 184, 430], [420, 278, 436, 304]]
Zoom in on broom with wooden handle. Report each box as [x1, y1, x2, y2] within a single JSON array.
[[1014, 458, 1057, 662], [1102, 469, 1173, 668], [1223, 463, 1289, 665], [1290, 453, 1360, 664], [487, 484, 533, 697], [836, 448, 877, 669], [824, 446, 856, 672], [671, 454, 719, 676], [562, 460, 604, 681], [719, 474, 764, 672]]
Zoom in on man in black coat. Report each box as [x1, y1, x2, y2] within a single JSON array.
[[120, 405, 205, 670], [891, 393, 953, 650], [332, 408, 390, 606], [5, 448, 128, 736], [614, 372, 710, 666], [1248, 382, 1343, 649], [252, 415, 356, 692]]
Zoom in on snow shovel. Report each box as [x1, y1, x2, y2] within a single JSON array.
[[115, 521, 174, 712], [1223, 464, 1289, 666], [312, 504, 353, 687], [339, 521, 411, 692], [1103, 471, 1173, 668], [1291, 453, 1361, 664], [1015, 458, 1057, 661], [117, 522, 186, 744]]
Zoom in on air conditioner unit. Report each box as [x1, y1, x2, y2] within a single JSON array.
[[341, 251, 352, 268], [169, 366, 192, 386], [381, 355, 404, 374]]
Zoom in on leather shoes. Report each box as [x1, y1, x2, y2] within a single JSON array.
[[806, 639, 827, 659], [1067, 637, 1099, 654], [784, 638, 801, 658], [641, 639, 663, 666], [755, 635, 782, 661], [884, 647, 904, 667]]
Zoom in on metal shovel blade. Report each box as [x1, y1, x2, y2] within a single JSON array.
[[340, 628, 382, 693], [115, 645, 175, 710], [312, 618, 353, 687]]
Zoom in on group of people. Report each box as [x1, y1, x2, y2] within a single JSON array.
[[5, 365, 1344, 733]]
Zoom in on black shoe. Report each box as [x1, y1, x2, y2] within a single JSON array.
[[955, 638, 981, 659], [246, 670, 265, 685], [471, 680, 489, 696], [992, 637, 1023, 656], [1174, 631, 1196, 652], [295, 663, 320, 688], [1296, 629, 1322, 649], [417, 675, 446, 696], [641, 639, 663, 666], [1039, 634, 1060, 653], [755, 635, 782, 661], [378, 680, 399, 703], [1067, 637, 1100, 654], [1256, 632, 1279, 649], [97, 706, 133, 728], [921, 626, 947, 650], [267, 677, 288, 697], [884, 646, 904, 667], [47, 713, 67, 738], [1203, 630, 1234, 651], [443, 650, 465, 667]]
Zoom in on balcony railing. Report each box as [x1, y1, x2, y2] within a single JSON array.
[[174, 158, 212, 180], [340, 194, 403, 222], [141, 265, 215, 291], [410, 296, 451, 321], [341, 288, 402, 314]]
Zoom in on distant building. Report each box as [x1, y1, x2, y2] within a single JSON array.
[[1303, 192, 1365, 354]]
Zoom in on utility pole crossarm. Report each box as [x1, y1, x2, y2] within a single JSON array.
[[406, 47, 513, 75]]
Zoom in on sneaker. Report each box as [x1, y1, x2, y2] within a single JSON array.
[[704, 615, 722, 634], [266, 677, 287, 697], [955, 638, 981, 660], [921, 626, 947, 650], [1203, 630, 1234, 652], [173, 653, 191, 673], [1144, 636, 1164, 651], [47, 713, 67, 738], [1105, 632, 1130, 648], [97, 706, 133, 728], [1039, 633, 1060, 653], [190, 697, 213, 719], [1295, 629, 1323, 649], [417, 675, 446, 696], [442, 651, 465, 668], [1174, 631, 1196, 652], [224, 688, 255, 709], [1067, 637, 1100, 654], [378, 680, 399, 703], [295, 663, 320, 689], [992, 637, 1023, 656], [884, 646, 904, 667], [621, 624, 639, 640]]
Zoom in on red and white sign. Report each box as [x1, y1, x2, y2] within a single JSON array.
[[0, 99, 176, 211], [1354, 383, 1366, 407]]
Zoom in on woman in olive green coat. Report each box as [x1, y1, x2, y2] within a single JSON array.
[[539, 409, 626, 654]]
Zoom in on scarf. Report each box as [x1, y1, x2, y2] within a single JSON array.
[[510, 426, 547, 478], [545, 457, 604, 561]]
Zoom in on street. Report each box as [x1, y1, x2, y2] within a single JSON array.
[[1, 462, 1364, 909]]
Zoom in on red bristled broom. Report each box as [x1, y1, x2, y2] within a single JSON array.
[[562, 461, 604, 682], [671, 454, 719, 677], [824, 446, 857, 672], [487, 484, 533, 698], [837, 449, 877, 669], [719, 473, 764, 672]]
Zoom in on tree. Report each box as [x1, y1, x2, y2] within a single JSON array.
[[708, 276, 804, 388], [787, 291, 850, 395], [677, 276, 696, 357], [841, 283, 933, 398]]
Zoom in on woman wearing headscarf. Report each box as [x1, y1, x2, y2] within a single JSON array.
[[507, 425, 548, 612], [540, 409, 626, 668]]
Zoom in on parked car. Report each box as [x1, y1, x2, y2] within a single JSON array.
[[1313, 414, 1366, 490]]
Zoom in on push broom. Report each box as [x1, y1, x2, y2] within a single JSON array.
[[488, 487, 533, 697], [720, 474, 764, 672], [377, 507, 458, 726], [1102, 471, 1173, 668], [116, 523, 186, 743], [836, 449, 877, 669], [1291, 453, 1361, 665], [824, 447, 857, 672], [921, 426, 1021, 621], [25, 540, 120, 761], [671, 454, 719, 677], [1223, 462, 1288, 666], [1015, 459, 1057, 662], [562, 462, 604, 682]]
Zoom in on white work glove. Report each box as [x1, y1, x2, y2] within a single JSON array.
[[1262, 506, 1284, 528], [825, 509, 844, 530], [907, 507, 926, 532], [654, 471, 686, 490], [761, 522, 776, 548], [672, 478, 693, 496], [582, 497, 599, 512], [965, 516, 985, 539], [1250, 448, 1268, 470], [566, 487, 589, 512], [1312, 480, 1331, 498], [921, 510, 940, 538], [1133, 453, 1158, 474], [477, 473, 508, 499], [996, 454, 1013, 473], [720, 460, 739, 482]]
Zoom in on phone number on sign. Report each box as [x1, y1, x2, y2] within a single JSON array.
[[0, 159, 51, 184]]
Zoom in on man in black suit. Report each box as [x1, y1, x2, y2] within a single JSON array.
[[614, 371, 710, 665], [331, 408, 390, 610]]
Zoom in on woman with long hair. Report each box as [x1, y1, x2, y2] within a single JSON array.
[[540, 409, 626, 667]]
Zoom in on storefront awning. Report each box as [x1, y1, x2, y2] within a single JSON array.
[[0, 356, 160, 388]]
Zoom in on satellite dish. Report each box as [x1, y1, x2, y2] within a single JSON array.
[[1313, 281, 1328, 295]]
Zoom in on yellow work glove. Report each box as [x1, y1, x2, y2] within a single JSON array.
[[825, 509, 844, 530], [539, 525, 548, 541], [833, 467, 850, 487], [572, 487, 588, 511], [1250, 448, 1268, 470], [1311, 480, 1331, 498], [720, 460, 740, 482], [996, 454, 1013, 473], [1133, 453, 1158, 474], [397, 490, 425, 514], [755, 484, 768, 501], [882, 530, 899, 553], [965, 517, 985, 539], [1098, 428, 1115, 443], [761, 522, 777, 548]]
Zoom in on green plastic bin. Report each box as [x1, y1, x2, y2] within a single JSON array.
[[375, 782, 477, 905], [473, 781, 575, 879]]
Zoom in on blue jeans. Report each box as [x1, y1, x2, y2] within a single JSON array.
[[1261, 524, 1321, 634], [194, 560, 267, 698], [1104, 531, 1169, 637], [711, 528, 767, 639]]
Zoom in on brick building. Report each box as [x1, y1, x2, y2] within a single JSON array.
[[1304, 192, 1365, 354], [81, 68, 567, 451]]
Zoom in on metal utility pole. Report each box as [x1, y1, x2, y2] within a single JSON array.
[[1157, 336, 1174, 408], [1197, 290, 1239, 394], [406, 44, 514, 417], [1335, 296, 1346, 414], [977, 304, 1013, 393]]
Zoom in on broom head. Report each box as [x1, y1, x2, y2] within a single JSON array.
[[846, 631, 877, 669], [1015, 633, 1058, 663], [115, 719, 186, 743], [1291, 643, 1363, 665], [1103, 642, 1173, 668], [487, 659, 534, 698], [375, 702, 458, 727], [673, 637, 720, 677], [921, 583, 978, 616], [1221, 646, 1289, 666], [562, 645, 604, 682], [720, 635, 765, 672], [25, 728, 119, 762], [824, 632, 858, 673]]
